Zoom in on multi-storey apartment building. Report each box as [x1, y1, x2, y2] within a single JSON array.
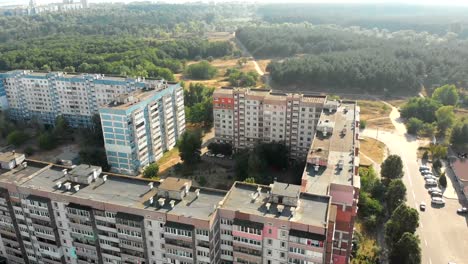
[[213, 88, 325, 159], [214, 88, 361, 264], [0, 70, 174, 127], [98, 83, 185, 175], [301, 100, 360, 264]]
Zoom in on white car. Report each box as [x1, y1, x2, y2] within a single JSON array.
[[428, 187, 442, 193], [431, 197, 445, 205], [216, 154, 225, 158], [419, 165, 429, 170], [425, 179, 437, 186], [424, 175, 437, 181], [431, 191, 443, 197], [421, 171, 433, 176]]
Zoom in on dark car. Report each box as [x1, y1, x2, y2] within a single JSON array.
[[456, 207, 467, 214]]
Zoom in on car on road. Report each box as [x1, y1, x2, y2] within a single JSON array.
[[420, 202, 426, 211], [456, 207, 468, 214], [431, 197, 445, 205], [431, 191, 443, 197], [428, 187, 442, 193], [425, 179, 438, 186], [215, 154, 225, 158]]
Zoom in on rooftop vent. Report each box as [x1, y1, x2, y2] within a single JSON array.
[[71, 165, 77, 168], [195, 189, 200, 197], [93, 169, 98, 180], [158, 198, 165, 207], [149, 197, 154, 205], [103, 175, 108, 182], [148, 182, 154, 190], [22, 162, 27, 168], [291, 207, 296, 217], [184, 182, 190, 194], [56, 181, 62, 189], [64, 182, 71, 190], [277, 204, 285, 214], [266, 202, 271, 212], [62, 169, 68, 175], [74, 185, 80, 192], [169, 200, 175, 209], [314, 165, 320, 172]]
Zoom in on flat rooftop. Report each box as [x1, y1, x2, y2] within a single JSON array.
[[302, 102, 358, 195], [0, 151, 24, 163], [1, 163, 226, 220], [222, 182, 330, 227]]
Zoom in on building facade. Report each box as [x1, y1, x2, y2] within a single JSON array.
[[99, 83, 185, 175], [213, 88, 325, 159], [0, 161, 341, 264], [0, 70, 172, 127]]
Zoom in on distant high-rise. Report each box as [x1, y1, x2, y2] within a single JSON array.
[[81, 0, 88, 8], [29, 0, 36, 8]]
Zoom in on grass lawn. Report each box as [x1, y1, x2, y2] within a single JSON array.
[[359, 136, 387, 166], [358, 100, 395, 130], [156, 147, 181, 175]]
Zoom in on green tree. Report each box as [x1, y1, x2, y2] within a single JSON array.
[[381, 155, 404, 180], [385, 204, 419, 247], [439, 172, 447, 188], [390, 232, 421, 264], [429, 144, 448, 160], [435, 105, 455, 133], [63, 66, 75, 72], [359, 120, 367, 129], [178, 130, 202, 166], [143, 163, 159, 178], [386, 179, 407, 214], [6, 130, 29, 146], [432, 84, 459, 106], [53, 115, 69, 138], [422, 151, 429, 160], [401, 98, 441, 123], [38, 132, 57, 150], [451, 122, 468, 145], [185, 61, 218, 80], [406, 117, 424, 134]]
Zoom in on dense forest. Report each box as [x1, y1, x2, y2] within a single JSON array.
[[237, 24, 468, 93], [0, 3, 252, 42], [257, 4, 468, 38], [0, 36, 234, 78]]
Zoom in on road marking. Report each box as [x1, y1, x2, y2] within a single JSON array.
[[412, 190, 416, 199], [424, 239, 428, 246]]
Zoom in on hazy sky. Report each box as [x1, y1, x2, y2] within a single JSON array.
[[2, 0, 468, 7]]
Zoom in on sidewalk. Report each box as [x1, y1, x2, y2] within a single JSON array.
[[442, 162, 464, 201]]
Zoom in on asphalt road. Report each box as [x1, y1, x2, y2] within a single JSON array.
[[362, 106, 468, 264]]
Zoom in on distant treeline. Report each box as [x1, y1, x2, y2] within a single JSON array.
[[0, 36, 234, 79], [257, 4, 468, 38], [0, 3, 251, 43], [237, 24, 468, 93]]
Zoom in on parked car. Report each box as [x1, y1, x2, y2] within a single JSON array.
[[456, 207, 468, 214], [424, 175, 437, 181], [420, 202, 426, 211], [428, 187, 442, 193], [431, 197, 445, 205], [431, 191, 443, 197], [421, 171, 433, 176], [216, 154, 225, 158], [419, 165, 430, 171], [425, 179, 437, 186]]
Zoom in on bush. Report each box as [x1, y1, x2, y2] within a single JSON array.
[[38, 132, 57, 150], [198, 176, 207, 186], [143, 163, 159, 178], [433, 159, 442, 174], [360, 120, 367, 129], [439, 173, 447, 188], [6, 130, 29, 146], [24, 146, 35, 156], [185, 61, 218, 80], [406, 117, 424, 134]]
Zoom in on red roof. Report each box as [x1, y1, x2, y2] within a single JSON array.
[[452, 159, 468, 182]]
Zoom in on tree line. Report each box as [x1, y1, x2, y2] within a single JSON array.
[[0, 35, 234, 79], [0, 3, 251, 43], [236, 24, 468, 93]]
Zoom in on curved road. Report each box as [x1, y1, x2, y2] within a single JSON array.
[[362, 106, 468, 264]]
